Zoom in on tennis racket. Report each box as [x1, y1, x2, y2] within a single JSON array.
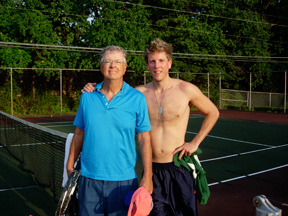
[[56, 153, 81, 216], [55, 169, 81, 216]]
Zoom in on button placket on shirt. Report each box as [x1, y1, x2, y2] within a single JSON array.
[[98, 93, 109, 110], [100, 93, 120, 110]]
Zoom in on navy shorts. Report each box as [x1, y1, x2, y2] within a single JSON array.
[[78, 176, 138, 216], [150, 162, 197, 216]]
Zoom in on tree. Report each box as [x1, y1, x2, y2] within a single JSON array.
[[0, 0, 287, 115]]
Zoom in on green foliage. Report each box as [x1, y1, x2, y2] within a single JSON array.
[[0, 48, 32, 68], [0, 0, 287, 115]]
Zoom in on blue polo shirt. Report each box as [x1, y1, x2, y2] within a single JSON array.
[[74, 81, 151, 181]]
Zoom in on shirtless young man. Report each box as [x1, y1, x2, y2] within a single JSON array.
[[82, 39, 219, 215]]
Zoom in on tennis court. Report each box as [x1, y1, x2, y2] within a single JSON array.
[[1, 110, 288, 215]]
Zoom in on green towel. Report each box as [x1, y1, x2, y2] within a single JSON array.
[[173, 148, 210, 205]]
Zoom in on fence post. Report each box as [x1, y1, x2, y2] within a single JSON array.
[[10, 68, 13, 116], [207, 72, 210, 99], [285, 71, 287, 114], [60, 69, 62, 115], [219, 72, 221, 109], [269, 93, 272, 107], [249, 72, 252, 111]]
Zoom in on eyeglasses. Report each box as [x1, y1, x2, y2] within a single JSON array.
[[103, 59, 125, 65]]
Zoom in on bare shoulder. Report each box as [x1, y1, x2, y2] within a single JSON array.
[[176, 79, 218, 115], [175, 79, 201, 96]]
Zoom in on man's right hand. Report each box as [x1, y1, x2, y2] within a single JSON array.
[[67, 169, 74, 177], [81, 82, 97, 93]]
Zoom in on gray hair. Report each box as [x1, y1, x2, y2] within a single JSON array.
[[100, 45, 127, 64]]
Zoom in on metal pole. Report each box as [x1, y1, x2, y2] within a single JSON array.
[[219, 72, 221, 109], [249, 73, 252, 111], [285, 71, 287, 114], [269, 93, 272, 107], [207, 72, 210, 99], [10, 68, 13, 116], [60, 69, 63, 115]]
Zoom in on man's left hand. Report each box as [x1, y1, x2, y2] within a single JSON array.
[[172, 142, 198, 160]]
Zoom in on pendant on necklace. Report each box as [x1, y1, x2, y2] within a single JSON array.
[[158, 106, 163, 114]]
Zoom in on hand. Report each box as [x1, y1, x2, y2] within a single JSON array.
[[81, 82, 97, 93], [67, 169, 74, 177], [139, 175, 153, 194], [172, 142, 198, 160]]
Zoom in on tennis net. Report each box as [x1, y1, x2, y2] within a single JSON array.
[[0, 110, 68, 201]]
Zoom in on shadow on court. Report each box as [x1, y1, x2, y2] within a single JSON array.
[[0, 147, 56, 216]]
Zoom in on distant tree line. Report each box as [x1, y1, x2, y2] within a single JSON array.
[[0, 0, 287, 115]]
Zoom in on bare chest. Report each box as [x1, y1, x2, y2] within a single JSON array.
[[145, 89, 190, 122]]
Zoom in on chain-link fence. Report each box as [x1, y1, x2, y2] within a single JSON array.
[[220, 89, 286, 111], [0, 67, 141, 117], [0, 68, 287, 116], [220, 71, 287, 113]]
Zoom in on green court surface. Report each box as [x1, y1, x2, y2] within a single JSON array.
[[1, 114, 288, 215], [39, 115, 288, 185], [0, 147, 56, 216]]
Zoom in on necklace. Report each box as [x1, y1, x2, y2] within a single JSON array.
[[152, 81, 170, 114]]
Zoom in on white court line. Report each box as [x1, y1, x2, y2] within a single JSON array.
[[208, 164, 288, 186], [0, 185, 38, 192], [201, 143, 288, 162], [186, 131, 271, 147]]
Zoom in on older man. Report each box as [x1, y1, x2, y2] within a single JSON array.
[[67, 45, 152, 216]]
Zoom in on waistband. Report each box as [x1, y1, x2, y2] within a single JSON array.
[[152, 162, 175, 170]]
